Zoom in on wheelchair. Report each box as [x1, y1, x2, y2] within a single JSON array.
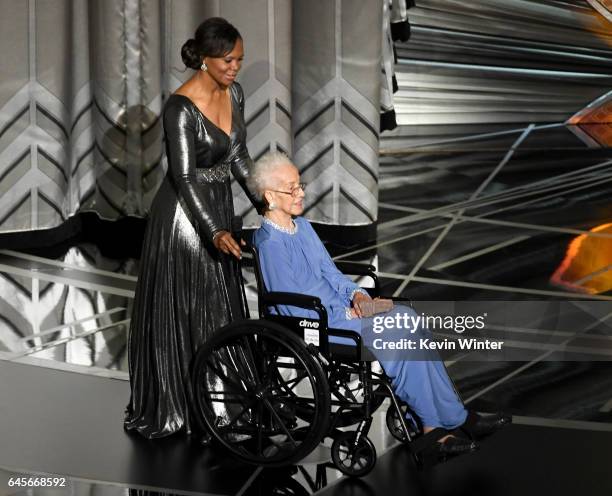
[[190, 248, 424, 477]]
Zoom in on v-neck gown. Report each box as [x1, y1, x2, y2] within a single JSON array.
[[124, 82, 256, 439]]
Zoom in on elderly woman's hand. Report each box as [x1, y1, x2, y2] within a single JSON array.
[[352, 291, 373, 318], [352, 293, 394, 318], [213, 231, 244, 259]]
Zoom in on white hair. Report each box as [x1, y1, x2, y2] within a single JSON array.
[[247, 151, 293, 201]]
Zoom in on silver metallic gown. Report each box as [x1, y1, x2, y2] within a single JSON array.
[[124, 82, 256, 439]]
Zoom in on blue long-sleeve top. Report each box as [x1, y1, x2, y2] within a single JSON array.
[[253, 216, 365, 331]]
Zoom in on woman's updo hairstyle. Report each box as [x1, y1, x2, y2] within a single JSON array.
[[181, 17, 242, 70]]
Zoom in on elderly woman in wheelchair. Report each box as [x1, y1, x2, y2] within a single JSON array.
[[190, 151, 509, 476]]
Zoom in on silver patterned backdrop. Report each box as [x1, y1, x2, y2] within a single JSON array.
[[0, 0, 383, 234], [2, 0, 610, 232], [292, 1, 382, 225]]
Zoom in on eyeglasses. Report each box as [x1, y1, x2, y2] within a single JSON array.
[[269, 183, 307, 198]]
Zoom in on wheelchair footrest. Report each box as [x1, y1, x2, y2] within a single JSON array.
[[408, 427, 448, 454]]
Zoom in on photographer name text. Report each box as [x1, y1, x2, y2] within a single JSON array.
[[371, 337, 503, 351]]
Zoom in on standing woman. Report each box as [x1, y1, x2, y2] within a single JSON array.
[[124, 18, 259, 438]]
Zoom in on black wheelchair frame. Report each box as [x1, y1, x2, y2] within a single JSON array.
[[190, 248, 423, 477]]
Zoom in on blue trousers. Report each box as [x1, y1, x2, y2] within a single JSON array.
[[334, 304, 467, 430]]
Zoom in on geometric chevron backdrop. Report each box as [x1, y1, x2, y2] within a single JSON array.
[[0, 0, 383, 235], [289, 0, 382, 226], [0, 0, 167, 233], [1, 0, 610, 235]]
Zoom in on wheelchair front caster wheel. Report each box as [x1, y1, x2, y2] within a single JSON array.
[[386, 403, 418, 442], [331, 431, 376, 477]]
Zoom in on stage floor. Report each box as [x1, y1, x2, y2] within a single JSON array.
[[2, 359, 612, 496], [0, 360, 259, 496]]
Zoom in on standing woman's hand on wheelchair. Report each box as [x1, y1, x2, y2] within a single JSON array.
[[213, 231, 245, 259]]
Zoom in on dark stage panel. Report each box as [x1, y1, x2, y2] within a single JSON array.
[[0, 360, 258, 496], [316, 424, 612, 496]]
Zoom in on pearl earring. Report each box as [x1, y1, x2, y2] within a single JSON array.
[[201, 62, 208, 72], [269, 202, 276, 211]]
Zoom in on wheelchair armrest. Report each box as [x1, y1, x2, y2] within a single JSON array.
[[334, 261, 380, 297], [334, 261, 376, 276], [261, 291, 329, 324], [262, 291, 321, 309], [262, 291, 331, 357], [327, 328, 362, 348]]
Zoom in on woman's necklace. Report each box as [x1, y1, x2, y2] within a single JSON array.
[[263, 216, 298, 235]]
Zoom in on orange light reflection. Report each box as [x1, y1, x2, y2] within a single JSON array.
[[550, 223, 612, 294]]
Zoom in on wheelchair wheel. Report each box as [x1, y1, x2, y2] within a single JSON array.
[[331, 431, 376, 477], [385, 403, 421, 442], [327, 362, 386, 428], [271, 363, 385, 429], [191, 320, 330, 467], [330, 378, 385, 428]]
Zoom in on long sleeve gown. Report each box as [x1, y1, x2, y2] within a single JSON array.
[[124, 82, 256, 439]]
